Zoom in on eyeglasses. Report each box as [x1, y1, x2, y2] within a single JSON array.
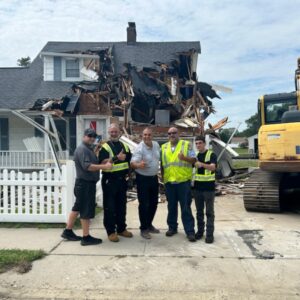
[[168, 132, 178, 135]]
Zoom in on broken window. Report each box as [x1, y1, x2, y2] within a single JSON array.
[[66, 58, 80, 78]]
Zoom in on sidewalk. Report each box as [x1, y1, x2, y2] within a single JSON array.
[[0, 195, 300, 299]]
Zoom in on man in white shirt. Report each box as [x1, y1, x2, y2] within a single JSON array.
[[131, 128, 160, 239]]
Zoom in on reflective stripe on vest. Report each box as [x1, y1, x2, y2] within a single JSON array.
[[161, 140, 193, 183], [193, 150, 215, 182], [102, 142, 129, 173]]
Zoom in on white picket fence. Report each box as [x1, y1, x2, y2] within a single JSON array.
[[0, 161, 75, 223]]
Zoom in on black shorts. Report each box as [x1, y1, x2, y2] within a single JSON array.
[[72, 179, 97, 219]]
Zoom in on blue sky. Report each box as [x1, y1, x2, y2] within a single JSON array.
[[0, 0, 300, 129]]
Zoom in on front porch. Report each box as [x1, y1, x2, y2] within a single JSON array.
[[0, 111, 110, 170]]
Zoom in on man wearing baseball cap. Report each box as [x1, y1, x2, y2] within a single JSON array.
[[61, 128, 112, 246]]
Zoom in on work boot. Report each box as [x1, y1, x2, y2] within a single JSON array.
[[195, 231, 203, 240], [205, 236, 214, 244], [141, 230, 151, 239], [61, 229, 81, 241], [108, 233, 119, 242], [81, 235, 102, 246], [165, 229, 177, 237], [118, 230, 133, 238], [148, 225, 160, 234], [187, 234, 196, 242]]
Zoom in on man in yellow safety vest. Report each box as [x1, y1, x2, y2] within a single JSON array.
[[98, 123, 133, 242], [193, 135, 217, 244], [161, 127, 197, 242]]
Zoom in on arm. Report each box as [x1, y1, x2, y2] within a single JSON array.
[[195, 152, 217, 171], [195, 161, 216, 171], [88, 161, 112, 171], [178, 142, 197, 164], [130, 145, 146, 169]]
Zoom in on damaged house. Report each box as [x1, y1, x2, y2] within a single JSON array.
[[0, 22, 228, 171]]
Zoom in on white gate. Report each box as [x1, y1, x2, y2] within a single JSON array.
[[0, 161, 75, 223]]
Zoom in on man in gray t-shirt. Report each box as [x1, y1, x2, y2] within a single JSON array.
[[61, 128, 112, 246], [131, 127, 160, 239]]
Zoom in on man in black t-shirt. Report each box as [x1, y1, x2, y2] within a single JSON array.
[[193, 136, 217, 243], [98, 123, 133, 242]]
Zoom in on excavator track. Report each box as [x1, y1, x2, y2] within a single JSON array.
[[243, 169, 282, 212]]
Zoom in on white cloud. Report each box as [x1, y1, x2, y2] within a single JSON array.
[[0, 0, 300, 129]]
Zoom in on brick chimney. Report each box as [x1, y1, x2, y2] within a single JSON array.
[[127, 22, 136, 44]]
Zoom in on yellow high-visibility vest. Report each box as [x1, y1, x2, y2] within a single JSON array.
[[193, 150, 215, 182], [102, 142, 130, 173], [161, 140, 193, 183]]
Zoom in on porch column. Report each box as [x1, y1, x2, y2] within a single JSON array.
[[44, 115, 50, 161]]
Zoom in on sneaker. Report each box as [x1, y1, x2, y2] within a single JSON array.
[[80, 235, 102, 246], [205, 236, 214, 244], [165, 229, 177, 237], [187, 234, 196, 242], [148, 225, 160, 234], [195, 231, 203, 240], [141, 230, 152, 239], [61, 229, 81, 241], [118, 230, 133, 238], [108, 233, 119, 242]]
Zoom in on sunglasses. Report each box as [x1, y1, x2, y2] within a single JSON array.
[[168, 131, 178, 135], [87, 134, 96, 138]]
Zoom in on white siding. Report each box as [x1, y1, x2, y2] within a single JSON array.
[[43, 56, 54, 81], [8, 115, 38, 150]]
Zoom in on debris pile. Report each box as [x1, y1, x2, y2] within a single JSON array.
[[32, 45, 223, 134]]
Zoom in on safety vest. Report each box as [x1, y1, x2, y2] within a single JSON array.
[[161, 140, 193, 183], [193, 150, 215, 182], [102, 142, 130, 173]]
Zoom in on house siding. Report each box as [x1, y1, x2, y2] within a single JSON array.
[[53, 57, 62, 81], [8, 115, 36, 150], [43, 56, 54, 81]]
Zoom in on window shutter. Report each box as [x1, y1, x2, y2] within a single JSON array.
[[54, 57, 62, 81], [0, 118, 9, 150]]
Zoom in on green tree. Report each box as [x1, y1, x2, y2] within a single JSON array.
[[17, 56, 31, 67], [240, 113, 260, 137], [219, 127, 235, 143]]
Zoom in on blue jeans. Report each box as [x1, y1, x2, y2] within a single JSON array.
[[165, 181, 195, 235]]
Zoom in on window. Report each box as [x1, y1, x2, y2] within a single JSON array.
[[0, 118, 9, 150], [265, 99, 297, 124], [65, 59, 79, 78]]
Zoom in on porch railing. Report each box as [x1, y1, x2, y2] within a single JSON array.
[[0, 151, 69, 169]]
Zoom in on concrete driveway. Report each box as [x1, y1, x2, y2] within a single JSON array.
[[0, 194, 300, 299]]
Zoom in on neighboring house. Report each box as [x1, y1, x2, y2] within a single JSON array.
[[0, 22, 202, 169], [248, 134, 258, 155], [229, 137, 248, 149]]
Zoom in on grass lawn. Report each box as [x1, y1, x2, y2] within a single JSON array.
[[0, 249, 46, 274], [233, 159, 259, 169], [234, 147, 249, 155], [0, 207, 102, 229]]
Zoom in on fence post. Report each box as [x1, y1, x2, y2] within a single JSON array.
[[64, 160, 75, 222]]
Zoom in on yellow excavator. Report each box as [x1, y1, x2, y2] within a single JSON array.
[[243, 58, 300, 212]]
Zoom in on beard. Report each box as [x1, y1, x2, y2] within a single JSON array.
[[110, 137, 119, 142]]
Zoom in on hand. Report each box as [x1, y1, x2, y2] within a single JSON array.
[[139, 160, 147, 169], [195, 161, 203, 168], [117, 150, 126, 161], [178, 151, 185, 161], [103, 161, 113, 170]]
